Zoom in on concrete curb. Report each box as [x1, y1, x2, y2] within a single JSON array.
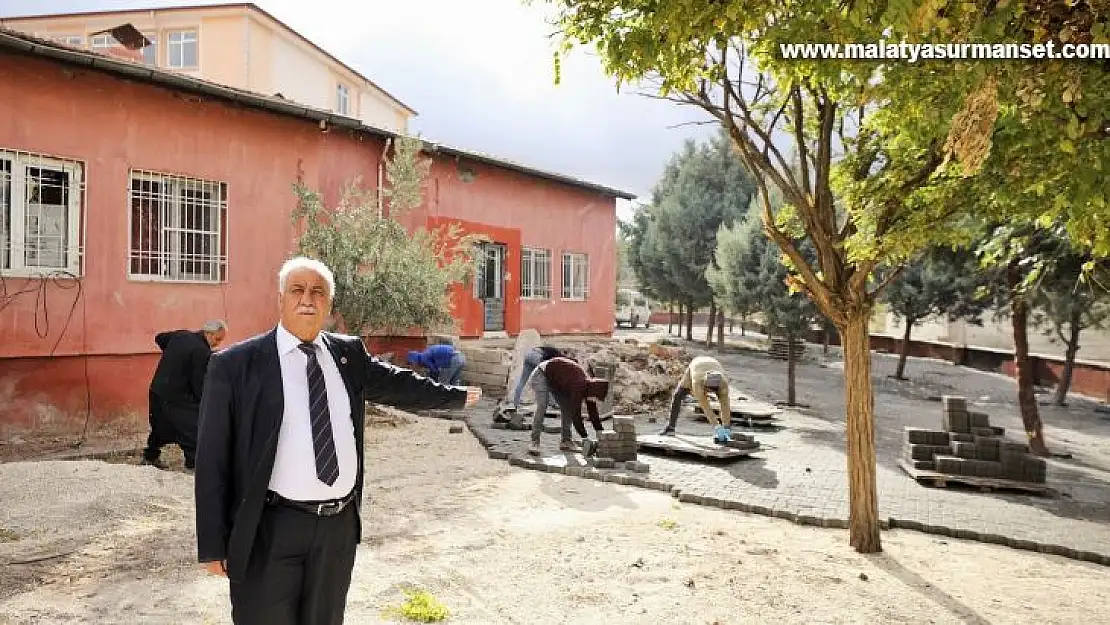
[[462, 416, 1110, 568]]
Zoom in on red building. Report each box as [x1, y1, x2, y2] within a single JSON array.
[[0, 29, 633, 436]]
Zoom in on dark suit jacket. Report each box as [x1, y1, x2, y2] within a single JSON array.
[[194, 328, 467, 581], [150, 330, 212, 410]]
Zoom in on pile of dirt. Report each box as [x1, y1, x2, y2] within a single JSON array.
[[576, 339, 691, 413]]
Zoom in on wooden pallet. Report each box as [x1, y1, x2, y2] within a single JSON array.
[[898, 459, 1054, 495], [637, 434, 758, 460]]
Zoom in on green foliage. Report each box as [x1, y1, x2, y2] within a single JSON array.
[[879, 246, 991, 329], [383, 588, 450, 623], [624, 130, 756, 308], [292, 136, 482, 336]]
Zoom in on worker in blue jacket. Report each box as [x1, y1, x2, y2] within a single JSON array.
[[407, 343, 466, 385]]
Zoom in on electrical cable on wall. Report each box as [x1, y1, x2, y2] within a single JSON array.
[[0, 270, 92, 449]]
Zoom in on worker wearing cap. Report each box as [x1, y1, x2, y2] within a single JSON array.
[[659, 355, 732, 443]]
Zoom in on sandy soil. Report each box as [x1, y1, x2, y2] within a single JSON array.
[[2, 412, 1109, 625]]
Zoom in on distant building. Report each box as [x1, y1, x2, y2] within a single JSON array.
[[0, 2, 414, 132]]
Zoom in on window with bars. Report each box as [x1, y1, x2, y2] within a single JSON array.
[[520, 247, 551, 299], [167, 30, 198, 68], [128, 171, 227, 283], [0, 150, 84, 276], [561, 252, 589, 300]]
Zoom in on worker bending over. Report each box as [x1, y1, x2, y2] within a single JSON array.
[[526, 356, 609, 456], [510, 345, 567, 411], [659, 355, 732, 443], [407, 342, 466, 385]]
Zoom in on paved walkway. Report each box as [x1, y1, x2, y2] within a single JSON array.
[[449, 334, 1110, 566]]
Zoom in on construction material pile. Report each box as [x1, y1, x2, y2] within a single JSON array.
[[903, 395, 1047, 483], [575, 339, 691, 413], [597, 416, 639, 461]]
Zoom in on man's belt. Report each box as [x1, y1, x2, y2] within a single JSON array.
[[266, 490, 356, 517]]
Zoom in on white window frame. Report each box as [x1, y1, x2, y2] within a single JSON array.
[[336, 84, 350, 115], [127, 170, 227, 283], [0, 149, 84, 277], [561, 252, 589, 301], [55, 35, 84, 46], [520, 247, 551, 300], [90, 34, 113, 48], [166, 29, 198, 69], [141, 31, 158, 66]]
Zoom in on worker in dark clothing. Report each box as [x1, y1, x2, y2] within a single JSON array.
[[510, 345, 567, 411], [526, 356, 609, 456], [142, 319, 227, 471]]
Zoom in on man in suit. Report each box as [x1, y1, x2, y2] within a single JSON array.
[[142, 319, 227, 471], [194, 256, 480, 625]]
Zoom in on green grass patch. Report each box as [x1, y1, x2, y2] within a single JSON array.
[[383, 587, 450, 622]]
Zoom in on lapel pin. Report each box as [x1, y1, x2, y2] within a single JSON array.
[[340, 357, 348, 364]]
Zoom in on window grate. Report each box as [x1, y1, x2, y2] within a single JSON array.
[[128, 170, 227, 283], [520, 247, 551, 299], [561, 252, 589, 300], [0, 148, 85, 277]]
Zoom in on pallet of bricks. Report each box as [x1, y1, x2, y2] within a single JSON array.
[[594, 416, 648, 472], [902, 395, 1046, 484]]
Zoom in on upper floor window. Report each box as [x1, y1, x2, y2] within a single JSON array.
[[0, 149, 84, 276], [561, 252, 589, 300], [167, 30, 198, 68], [336, 84, 350, 115], [128, 170, 227, 283], [141, 32, 158, 66], [520, 247, 551, 299], [90, 34, 113, 48], [55, 35, 83, 46]]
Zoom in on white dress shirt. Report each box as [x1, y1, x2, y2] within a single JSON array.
[[268, 322, 358, 501]]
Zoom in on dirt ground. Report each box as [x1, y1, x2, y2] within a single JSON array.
[[2, 412, 1109, 625]]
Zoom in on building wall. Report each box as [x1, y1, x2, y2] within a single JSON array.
[[401, 156, 619, 337], [0, 6, 411, 132], [0, 51, 382, 436], [877, 311, 1110, 364], [0, 51, 620, 436]]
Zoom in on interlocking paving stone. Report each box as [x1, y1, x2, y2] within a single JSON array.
[[452, 393, 1110, 566]]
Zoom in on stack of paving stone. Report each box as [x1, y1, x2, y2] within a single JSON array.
[[726, 431, 760, 451], [902, 395, 1047, 483], [597, 416, 638, 462]]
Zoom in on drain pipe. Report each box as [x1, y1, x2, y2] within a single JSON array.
[[377, 139, 390, 217]]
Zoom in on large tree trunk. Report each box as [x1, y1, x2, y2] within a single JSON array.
[[895, 318, 915, 380], [1008, 263, 1049, 456], [717, 312, 725, 352], [786, 330, 797, 406], [706, 302, 717, 348], [685, 303, 694, 341], [668, 303, 675, 335], [1055, 310, 1082, 406], [841, 314, 882, 553]]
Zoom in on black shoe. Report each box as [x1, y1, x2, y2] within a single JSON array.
[[658, 428, 676, 437]]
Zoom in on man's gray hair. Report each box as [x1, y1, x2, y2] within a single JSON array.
[[202, 319, 228, 333], [278, 256, 336, 298]]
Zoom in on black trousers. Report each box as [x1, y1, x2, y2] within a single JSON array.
[[143, 390, 198, 468], [230, 502, 359, 625]]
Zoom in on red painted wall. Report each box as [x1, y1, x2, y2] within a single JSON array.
[[0, 51, 621, 434], [400, 156, 618, 336]]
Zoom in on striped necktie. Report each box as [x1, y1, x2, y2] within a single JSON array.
[[298, 342, 339, 486]]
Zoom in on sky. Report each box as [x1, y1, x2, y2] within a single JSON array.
[[0, 0, 722, 221]]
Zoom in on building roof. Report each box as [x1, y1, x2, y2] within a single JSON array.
[[0, 27, 636, 200], [0, 2, 418, 116]]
